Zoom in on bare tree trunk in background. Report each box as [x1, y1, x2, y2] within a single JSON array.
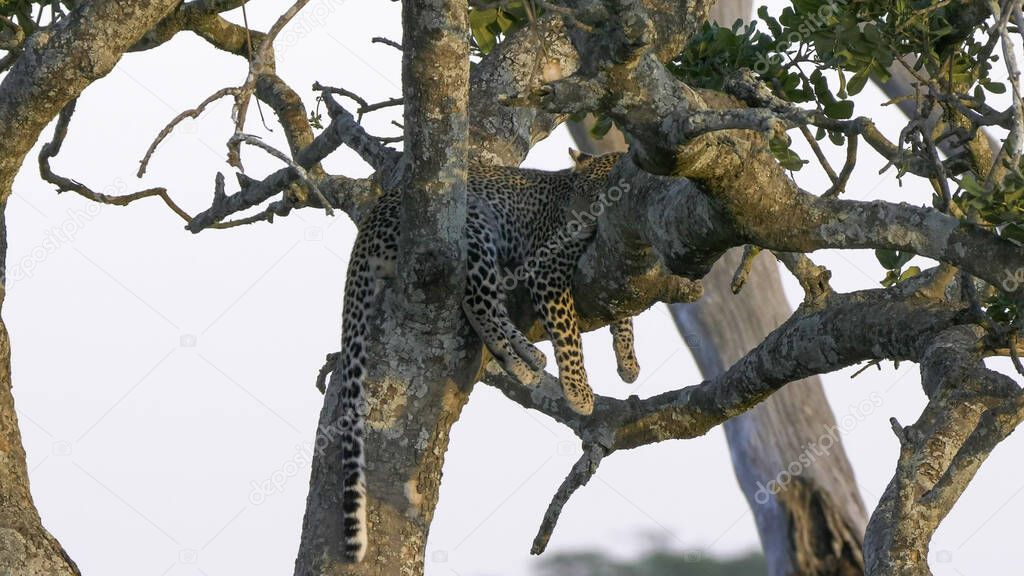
[[671, 253, 868, 575], [568, 6, 868, 575]]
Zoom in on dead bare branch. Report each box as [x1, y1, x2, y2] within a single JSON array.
[[38, 100, 191, 222], [531, 443, 606, 555], [137, 87, 240, 178]]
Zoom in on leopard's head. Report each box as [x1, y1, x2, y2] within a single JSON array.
[[568, 148, 625, 202]]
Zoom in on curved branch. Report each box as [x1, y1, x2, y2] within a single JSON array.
[[530, 442, 606, 555], [185, 91, 387, 232], [485, 285, 972, 451], [864, 325, 1024, 575]]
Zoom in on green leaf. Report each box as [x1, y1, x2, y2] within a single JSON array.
[[847, 67, 871, 95], [758, 6, 783, 38], [590, 115, 614, 139], [881, 269, 899, 287], [769, 134, 806, 171], [470, 8, 498, 54], [496, 11, 516, 33], [899, 266, 921, 281], [1002, 223, 1024, 245], [823, 99, 854, 119], [960, 173, 986, 197], [875, 249, 914, 270], [983, 80, 1007, 94]]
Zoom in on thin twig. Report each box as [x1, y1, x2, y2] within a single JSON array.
[[358, 97, 403, 118], [138, 87, 240, 177], [39, 100, 192, 222], [730, 244, 761, 294], [229, 0, 312, 168], [229, 133, 334, 216], [824, 133, 858, 198], [799, 125, 838, 185], [371, 36, 402, 50]]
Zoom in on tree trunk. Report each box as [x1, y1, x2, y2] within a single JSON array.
[[0, 204, 80, 575], [670, 252, 867, 575], [293, 0, 474, 573], [0, 2, 181, 572], [293, 356, 476, 575]]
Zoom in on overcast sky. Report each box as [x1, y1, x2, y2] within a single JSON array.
[[5, 1, 1022, 575]]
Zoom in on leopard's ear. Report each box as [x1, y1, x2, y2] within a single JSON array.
[[568, 148, 593, 166]]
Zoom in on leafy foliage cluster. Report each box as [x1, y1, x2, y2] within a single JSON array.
[[670, 1, 1022, 320], [534, 548, 765, 576], [468, 0, 1023, 320], [469, 1, 536, 55], [672, 0, 1004, 122]]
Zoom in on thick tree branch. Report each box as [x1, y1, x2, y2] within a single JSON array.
[[0, 0, 179, 196], [578, 156, 1024, 308], [485, 285, 972, 449], [482, 281, 982, 553], [864, 326, 1024, 575]]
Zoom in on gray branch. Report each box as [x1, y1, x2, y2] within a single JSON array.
[[864, 326, 1024, 575]]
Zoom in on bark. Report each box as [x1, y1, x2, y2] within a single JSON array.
[[567, 9, 867, 571], [292, 0, 474, 573], [863, 326, 1024, 575], [0, 203, 80, 576], [671, 251, 867, 575]]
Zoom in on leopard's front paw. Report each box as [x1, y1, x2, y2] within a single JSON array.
[[617, 359, 640, 384], [514, 342, 548, 372], [561, 373, 594, 416]]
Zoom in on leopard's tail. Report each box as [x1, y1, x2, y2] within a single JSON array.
[[336, 260, 371, 563]]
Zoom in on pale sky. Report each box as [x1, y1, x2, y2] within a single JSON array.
[[5, 1, 1022, 575]]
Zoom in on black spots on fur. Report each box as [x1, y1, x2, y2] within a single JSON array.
[[343, 517, 362, 537]]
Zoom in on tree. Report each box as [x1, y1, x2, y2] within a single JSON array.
[[569, 9, 868, 576], [0, 1, 1022, 576], [535, 544, 766, 576]]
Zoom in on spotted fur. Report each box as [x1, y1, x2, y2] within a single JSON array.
[[332, 150, 637, 562], [610, 318, 640, 383]]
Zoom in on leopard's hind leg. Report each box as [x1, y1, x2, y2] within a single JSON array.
[[610, 318, 640, 383], [464, 215, 546, 385]]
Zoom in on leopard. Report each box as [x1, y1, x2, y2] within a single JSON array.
[[329, 149, 639, 563]]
